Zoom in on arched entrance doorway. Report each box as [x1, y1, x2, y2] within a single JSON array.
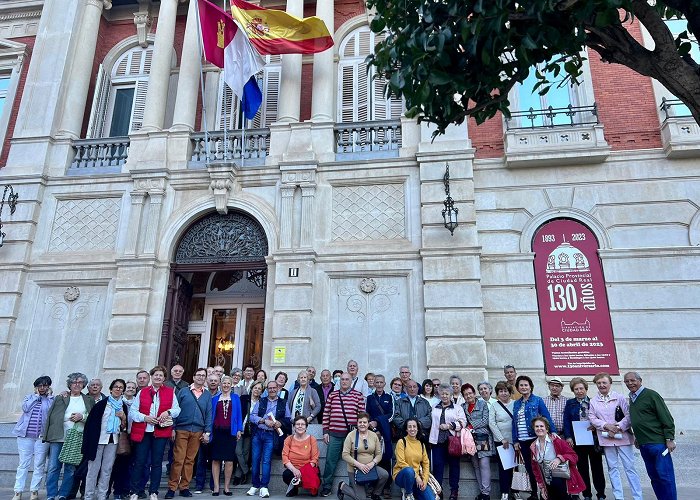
[[159, 210, 268, 380]]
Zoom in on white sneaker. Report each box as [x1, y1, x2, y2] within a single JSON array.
[[401, 488, 406, 500], [247, 488, 259, 496], [129, 494, 139, 500], [406, 494, 415, 500], [150, 494, 159, 500], [12, 493, 21, 500], [500, 495, 509, 500], [259, 487, 270, 498]]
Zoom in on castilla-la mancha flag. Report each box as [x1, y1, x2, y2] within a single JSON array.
[[230, 0, 333, 55], [198, 0, 264, 119]]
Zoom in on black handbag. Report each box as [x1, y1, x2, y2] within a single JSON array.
[[614, 405, 625, 422], [353, 431, 379, 485]]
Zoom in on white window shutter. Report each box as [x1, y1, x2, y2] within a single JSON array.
[[252, 64, 280, 128], [130, 79, 149, 132], [87, 64, 110, 138], [217, 78, 241, 130]]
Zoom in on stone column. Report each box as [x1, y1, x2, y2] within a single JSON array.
[[277, 0, 303, 123], [300, 185, 315, 248], [141, 0, 179, 131], [310, 0, 334, 122], [142, 191, 164, 255], [57, 0, 112, 138], [279, 186, 295, 249], [171, 0, 199, 131], [123, 191, 146, 256]]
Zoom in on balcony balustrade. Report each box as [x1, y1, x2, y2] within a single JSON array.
[[659, 97, 700, 158], [334, 120, 402, 159], [68, 137, 129, 174], [190, 128, 270, 166]]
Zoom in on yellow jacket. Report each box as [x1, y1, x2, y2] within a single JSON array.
[[392, 436, 429, 484]]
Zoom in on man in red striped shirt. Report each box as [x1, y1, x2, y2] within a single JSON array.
[[320, 373, 365, 496]]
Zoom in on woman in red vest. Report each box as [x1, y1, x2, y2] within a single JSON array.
[[128, 366, 181, 500]]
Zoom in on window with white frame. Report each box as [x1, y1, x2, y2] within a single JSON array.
[[88, 45, 153, 138], [216, 54, 281, 130], [508, 55, 596, 129], [337, 26, 403, 123]]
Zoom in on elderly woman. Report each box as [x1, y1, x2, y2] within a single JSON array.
[[109, 380, 137, 500], [389, 377, 406, 401], [339, 412, 388, 500], [429, 385, 466, 500], [44, 372, 95, 500], [82, 379, 129, 500], [210, 375, 243, 495], [393, 418, 433, 500], [129, 365, 181, 499], [287, 370, 321, 422], [489, 381, 515, 500], [477, 381, 497, 407], [530, 416, 585, 500], [462, 383, 495, 500], [589, 373, 642, 500], [12, 375, 53, 500], [282, 415, 321, 496], [563, 377, 606, 500], [233, 380, 264, 486], [512, 375, 555, 500]]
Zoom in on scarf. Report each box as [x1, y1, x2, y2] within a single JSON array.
[[107, 396, 123, 434]]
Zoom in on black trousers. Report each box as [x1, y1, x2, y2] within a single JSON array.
[[574, 444, 606, 498]]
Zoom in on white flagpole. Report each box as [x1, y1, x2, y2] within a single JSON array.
[[222, 0, 229, 161], [193, 0, 211, 165]]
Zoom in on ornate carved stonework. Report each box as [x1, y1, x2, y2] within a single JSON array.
[[360, 278, 376, 294], [134, 0, 152, 48], [332, 184, 406, 241], [49, 198, 121, 253], [208, 164, 238, 214], [174, 212, 268, 264], [64, 287, 80, 302]]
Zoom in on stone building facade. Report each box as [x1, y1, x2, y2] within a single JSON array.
[[0, 0, 698, 430]]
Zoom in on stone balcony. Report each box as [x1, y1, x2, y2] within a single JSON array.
[[659, 98, 700, 158], [504, 103, 610, 167]]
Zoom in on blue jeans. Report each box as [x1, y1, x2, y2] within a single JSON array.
[[640, 443, 677, 500], [130, 433, 168, 495], [431, 442, 460, 493], [251, 430, 274, 488], [46, 442, 77, 499], [394, 467, 435, 500]]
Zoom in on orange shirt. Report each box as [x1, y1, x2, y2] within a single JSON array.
[[282, 434, 320, 468]]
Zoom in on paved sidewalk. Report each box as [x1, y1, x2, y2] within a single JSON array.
[[2, 487, 696, 499]]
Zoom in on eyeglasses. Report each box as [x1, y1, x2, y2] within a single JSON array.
[[194, 373, 206, 377]]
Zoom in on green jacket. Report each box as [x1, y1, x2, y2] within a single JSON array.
[[42, 394, 95, 443], [629, 387, 675, 445]]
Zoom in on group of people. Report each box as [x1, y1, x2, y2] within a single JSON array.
[[11, 361, 678, 500]]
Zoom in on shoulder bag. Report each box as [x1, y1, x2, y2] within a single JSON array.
[[337, 393, 356, 433], [353, 431, 379, 485], [116, 431, 131, 455], [548, 459, 571, 479], [497, 400, 514, 419], [59, 426, 84, 465], [511, 451, 531, 492]]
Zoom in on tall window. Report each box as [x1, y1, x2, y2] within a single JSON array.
[[88, 45, 153, 138], [337, 26, 403, 122], [216, 54, 281, 129], [509, 56, 595, 128]]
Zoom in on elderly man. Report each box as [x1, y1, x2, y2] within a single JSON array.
[[321, 372, 365, 497], [624, 371, 677, 500], [503, 365, 521, 400], [334, 359, 371, 397], [165, 364, 189, 392], [247, 381, 291, 498], [87, 378, 106, 402], [315, 369, 334, 424], [393, 379, 432, 436], [193, 374, 221, 494], [543, 376, 568, 435], [166, 368, 213, 499]]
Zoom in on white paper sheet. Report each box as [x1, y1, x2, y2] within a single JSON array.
[[497, 444, 517, 469], [573, 420, 595, 445]]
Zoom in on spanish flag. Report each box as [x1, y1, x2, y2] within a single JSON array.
[[230, 0, 333, 55]]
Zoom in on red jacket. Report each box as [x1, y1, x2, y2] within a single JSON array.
[[530, 434, 586, 499], [131, 386, 175, 442]]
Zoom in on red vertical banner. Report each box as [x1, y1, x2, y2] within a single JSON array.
[[532, 219, 619, 375]]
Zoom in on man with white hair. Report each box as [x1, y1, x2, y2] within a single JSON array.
[[334, 360, 371, 397]]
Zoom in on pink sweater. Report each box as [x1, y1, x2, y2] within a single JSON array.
[[588, 390, 634, 447]]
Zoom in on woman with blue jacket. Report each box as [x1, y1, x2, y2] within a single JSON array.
[[511, 375, 555, 500]]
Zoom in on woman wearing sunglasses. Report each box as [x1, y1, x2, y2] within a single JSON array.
[[339, 412, 388, 500]]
